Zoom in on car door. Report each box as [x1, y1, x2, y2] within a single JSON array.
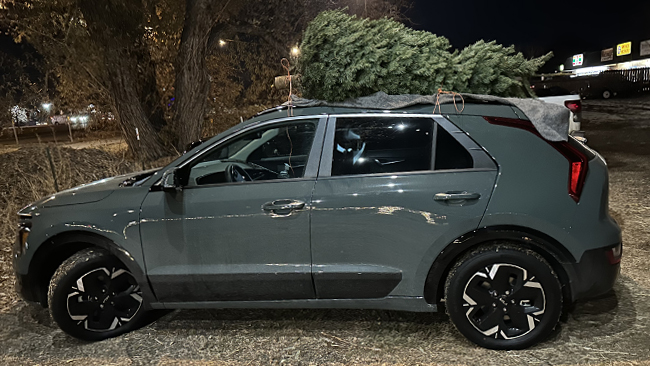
[[140, 116, 326, 303], [310, 115, 498, 299]]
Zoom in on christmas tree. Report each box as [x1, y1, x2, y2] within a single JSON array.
[[298, 10, 552, 101]]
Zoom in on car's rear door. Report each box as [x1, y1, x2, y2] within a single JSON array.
[[310, 114, 498, 299], [140, 116, 326, 303]]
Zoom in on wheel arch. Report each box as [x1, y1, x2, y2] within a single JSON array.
[[28, 231, 154, 308], [423, 225, 576, 307]]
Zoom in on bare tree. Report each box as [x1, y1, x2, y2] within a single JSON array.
[[2, 0, 410, 159]]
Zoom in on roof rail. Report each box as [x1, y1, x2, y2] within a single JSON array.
[[255, 105, 289, 117]]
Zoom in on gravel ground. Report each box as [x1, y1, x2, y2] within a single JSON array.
[[0, 95, 649, 365]]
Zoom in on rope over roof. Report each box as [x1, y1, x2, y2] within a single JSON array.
[[284, 92, 570, 141]]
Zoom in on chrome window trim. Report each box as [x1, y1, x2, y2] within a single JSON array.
[[432, 116, 497, 170]]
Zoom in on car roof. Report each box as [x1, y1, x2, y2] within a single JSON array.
[[246, 102, 524, 127]]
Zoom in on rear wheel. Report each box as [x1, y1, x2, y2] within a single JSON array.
[[602, 90, 612, 99], [48, 248, 146, 341], [445, 244, 562, 349]]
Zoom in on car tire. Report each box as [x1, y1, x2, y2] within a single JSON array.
[[445, 244, 562, 350], [48, 248, 146, 341], [602, 90, 612, 99]]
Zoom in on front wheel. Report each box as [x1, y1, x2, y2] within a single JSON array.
[[48, 248, 146, 341], [445, 245, 562, 349]]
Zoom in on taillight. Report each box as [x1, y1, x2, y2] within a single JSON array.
[[564, 100, 582, 114], [552, 141, 589, 202], [565, 100, 583, 123], [485, 117, 589, 202]]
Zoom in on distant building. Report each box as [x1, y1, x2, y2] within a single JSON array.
[[531, 39, 650, 98], [563, 39, 650, 77]]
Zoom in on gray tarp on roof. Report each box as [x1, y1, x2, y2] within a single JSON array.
[[286, 92, 570, 141]]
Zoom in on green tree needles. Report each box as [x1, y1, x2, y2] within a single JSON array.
[[298, 10, 552, 101]]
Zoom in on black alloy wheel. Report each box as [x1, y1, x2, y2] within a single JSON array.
[[445, 244, 562, 350], [48, 248, 146, 341]]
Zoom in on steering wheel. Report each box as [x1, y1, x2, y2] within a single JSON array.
[[225, 164, 252, 182]]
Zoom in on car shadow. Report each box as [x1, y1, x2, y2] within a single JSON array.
[[532, 275, 640, 350], [2, 275, 643, 352]]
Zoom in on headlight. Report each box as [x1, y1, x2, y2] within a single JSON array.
[[13, 214, 32, 257]]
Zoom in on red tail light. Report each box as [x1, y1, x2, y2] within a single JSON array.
[[552, 142, 589, 202], [564, 100, 582, 114], [485, 117, 589, 202]]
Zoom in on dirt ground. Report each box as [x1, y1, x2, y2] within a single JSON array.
[[0, 95, 649, 365]]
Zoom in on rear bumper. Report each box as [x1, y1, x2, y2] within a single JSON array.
[[569, 243, 621, 302]]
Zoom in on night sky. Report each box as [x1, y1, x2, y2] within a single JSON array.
[[3, 1, 650, 74], [408, 0, 650, 72]]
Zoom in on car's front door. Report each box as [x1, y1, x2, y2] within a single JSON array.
[[140, 117, 325, 303], [310, 115, 498, 299]]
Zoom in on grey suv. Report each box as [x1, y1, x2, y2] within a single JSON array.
[[13, 99, 621, 349]]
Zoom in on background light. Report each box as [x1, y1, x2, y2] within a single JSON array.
[[291, 47, 300, 56]]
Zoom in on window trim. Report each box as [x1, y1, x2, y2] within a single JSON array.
[[318, 114, 496, 178], [314, 167, 499, 182], [173, 115, 327, 189], [432, 116, 496, 170]]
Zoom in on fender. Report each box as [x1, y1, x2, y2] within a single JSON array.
[[423, 225, 578, 305], [27, 231, 156, 308]]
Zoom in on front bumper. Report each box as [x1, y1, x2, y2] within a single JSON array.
[[14, 272, 39, 303], [12, 219, 40, 304], [569, 243, 621, 302]]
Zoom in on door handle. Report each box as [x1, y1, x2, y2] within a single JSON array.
[[434, 192, 481, 201], [262, 199, 306, 214]]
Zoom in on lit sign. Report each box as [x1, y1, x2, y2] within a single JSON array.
[[641, 40, 650, 57], [601, 48, 613, 62], [617, 42, 632, 56], [572, 54, 584, 66]]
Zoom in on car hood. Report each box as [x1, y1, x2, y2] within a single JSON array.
[[19, 169, 159, 214]]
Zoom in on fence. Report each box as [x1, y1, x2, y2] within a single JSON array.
[[604, 67, 650, 86], [0, 123, 74, 145]]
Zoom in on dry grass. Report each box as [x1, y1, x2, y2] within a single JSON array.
[[0, 98, 649, 365], [0, 145, 141, 312]]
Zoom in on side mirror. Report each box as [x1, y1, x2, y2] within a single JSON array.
[[161, 168, 182, 192]]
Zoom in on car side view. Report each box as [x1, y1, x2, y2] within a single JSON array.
[[13, 95, 621, 349]]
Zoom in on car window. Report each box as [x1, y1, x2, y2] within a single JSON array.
[[186, 121, 317, 186], [331, 117, 434, 176], [434, 126, 473, 170]]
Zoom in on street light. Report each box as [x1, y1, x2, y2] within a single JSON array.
[[291, 47, 300, 57], [42, 103, 52, 111], [219, 39, 227, 47]]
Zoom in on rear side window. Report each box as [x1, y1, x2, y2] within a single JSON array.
[[331, 117, 434, 176], [435, 127, 473, 170]]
